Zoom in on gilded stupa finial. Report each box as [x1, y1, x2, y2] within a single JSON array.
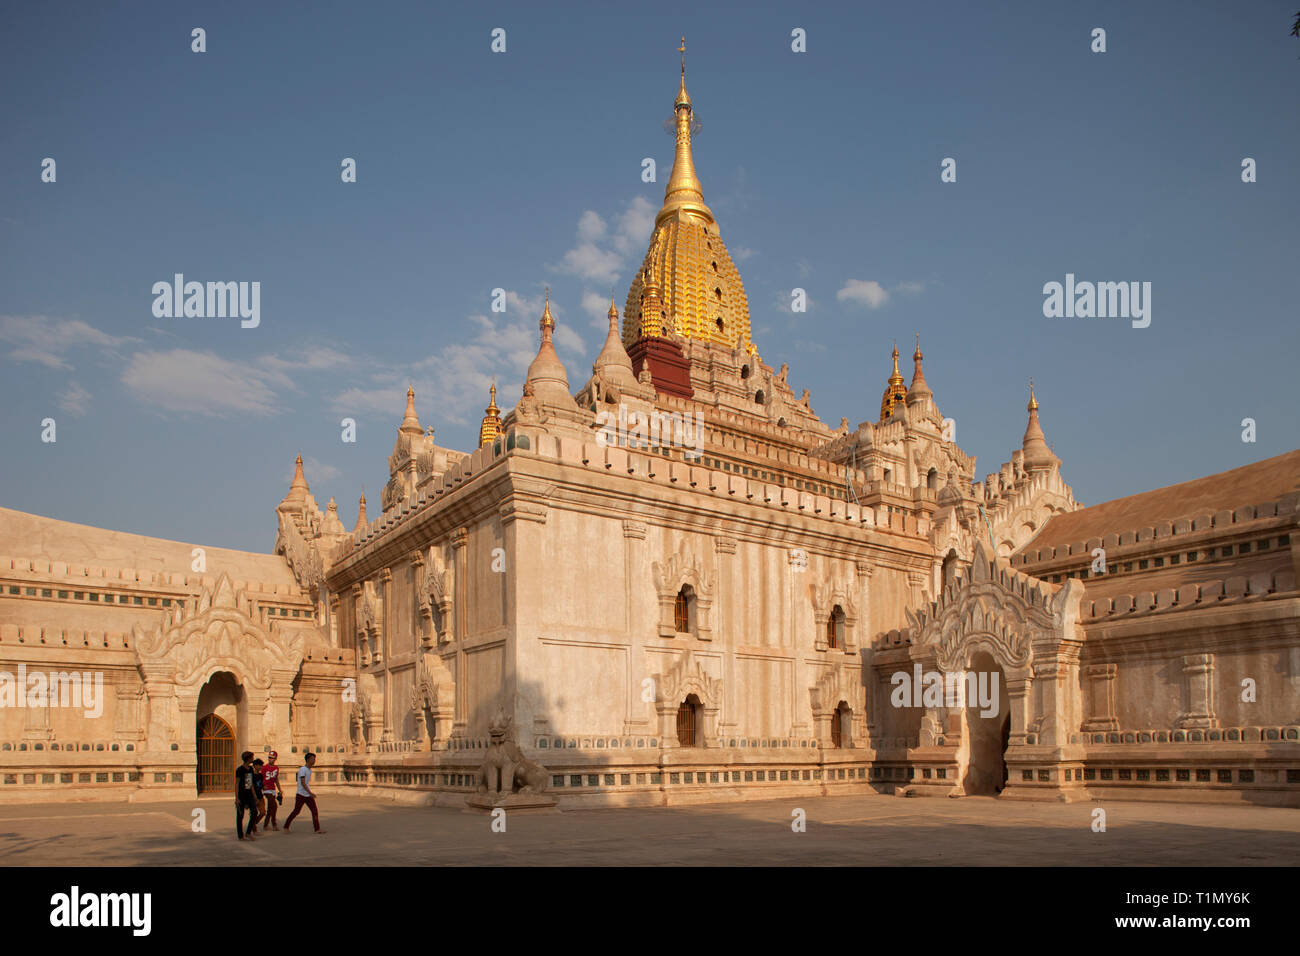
[[880, 340, 908, 421], [479, 378, 502, 447], [540, 287, 554, 333], [1028, 377, 1038, 412]]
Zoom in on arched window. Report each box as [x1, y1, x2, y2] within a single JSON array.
[[927, 468, 939, 490], [714, 287, 722, 301], [677, 694, 701, 747], [740, 364, 750, 380], [715, 317, 724, 333], [674, 585, 696, 634], [831, 701, 850, 749], [826, 605, 846, 650], [755, 390, 765, 405]]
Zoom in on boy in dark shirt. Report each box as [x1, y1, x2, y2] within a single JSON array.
[[234, 751, 260, 839], [250, 758, 266, 834]]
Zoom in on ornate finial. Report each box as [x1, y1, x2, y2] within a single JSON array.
[[680, 36, 686, 75], [479, 378, 503, 447], [407, 384, 414, 398], [540, 287, 554, 332], [1028, 377, 1038, 412], [913, 332, 922, 361], [881, 340, 908, 420]]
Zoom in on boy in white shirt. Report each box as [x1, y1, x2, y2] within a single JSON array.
[[282, 751, 324, 833]]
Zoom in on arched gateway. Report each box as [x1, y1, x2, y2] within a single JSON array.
[[904, 541, 1086, 799], [132, 573, 307, 790]]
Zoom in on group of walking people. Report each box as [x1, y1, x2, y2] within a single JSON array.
[[234, 750, 324, 838]]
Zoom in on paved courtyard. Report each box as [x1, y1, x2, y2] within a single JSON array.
[[0, 794, 1296, 866]]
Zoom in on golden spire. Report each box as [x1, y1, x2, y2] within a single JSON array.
[[660, 36, 710, 227], [676, 36, 690, 107], [479, 379, 502, 447], [623, 42, 752, 354], [1027, 377, 1039, 412], [540, 287, 555, 335], [880, 341, 908, 421]]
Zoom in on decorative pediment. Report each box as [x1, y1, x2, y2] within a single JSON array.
[[651, 541, 716, 640], [651, 546, 714, 601], [656, 649, 722, 710], [810, 581, 858, 620], [905, 542, 1059, 674], [809, 664, 853, 715], [411, 650, 454, 712], [133, 573, 306, 691], [418, 548, 451, 613]]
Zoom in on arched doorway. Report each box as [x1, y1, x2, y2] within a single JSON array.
[[676, 694, 701, 747], [960, 650, 1009, 795], [196, 714, 235, 793]]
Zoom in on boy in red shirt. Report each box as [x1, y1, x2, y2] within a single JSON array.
[[261, 751, 283, 830]]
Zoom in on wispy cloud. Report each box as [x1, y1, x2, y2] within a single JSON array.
[[58, 382, 92, 416], [0, 314, 136, 370], [555, 196, 655, 290], [121, 349, 283, 415]]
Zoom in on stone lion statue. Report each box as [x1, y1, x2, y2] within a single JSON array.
[[477, 707, 549, 797]]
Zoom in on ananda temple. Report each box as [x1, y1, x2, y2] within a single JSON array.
[[2, 53, 1297, 809]]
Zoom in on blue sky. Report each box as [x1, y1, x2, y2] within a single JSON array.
[[1, 1, 1297, 553]]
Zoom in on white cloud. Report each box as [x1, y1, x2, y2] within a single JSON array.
[[613, 196, 656, 255], [582, 290, 614, 327], [577, 210, 607, 242], [733, 246, 757, 262], [121, 349, 282, 415], [331, 301, 585, 429], [895, 281, 925, 295], [837, 279, 890, 309], [59, 382, 92, 416], [0, 314, 135, 370], [558, 243, 624, 285], [557, 196, 656, 285]]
